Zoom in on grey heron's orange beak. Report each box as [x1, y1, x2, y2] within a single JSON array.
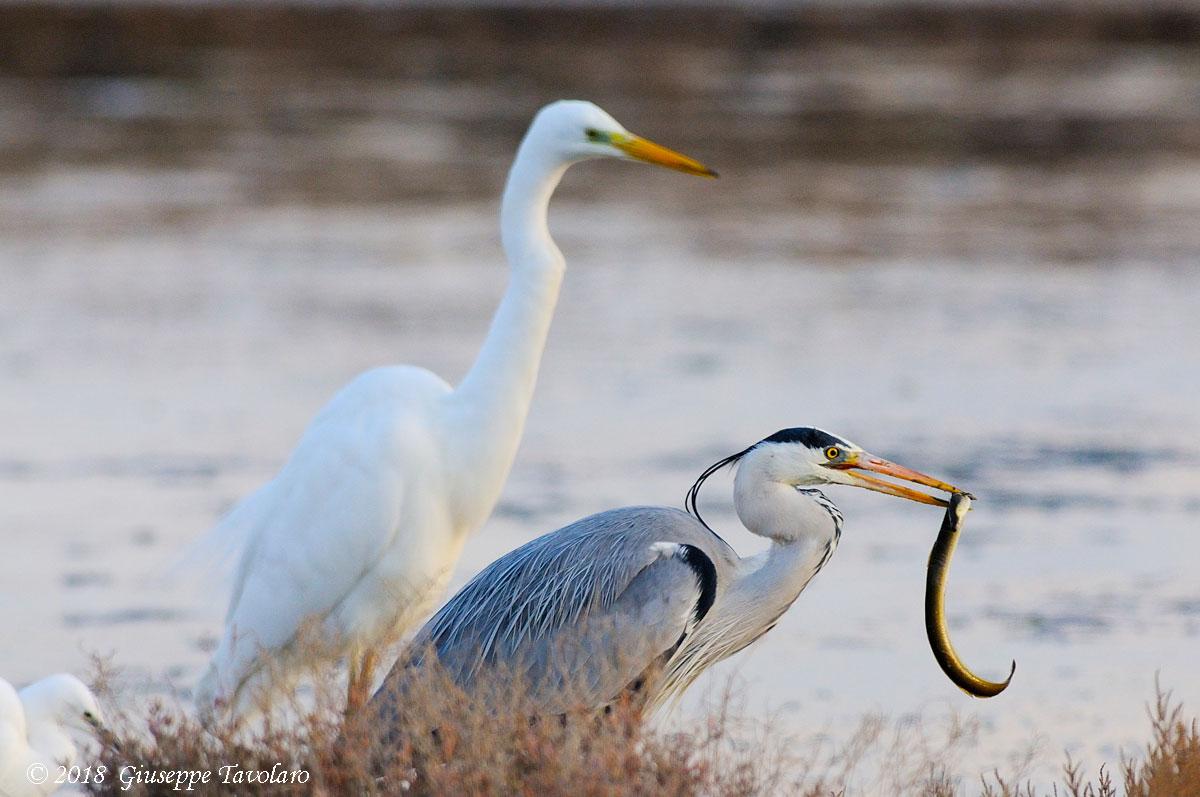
[[833, 453, 961, 507]]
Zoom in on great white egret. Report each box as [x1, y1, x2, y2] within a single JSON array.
[[370, 427, 959, 721], [194, 100, 716, 720], [0, 674, 105, 797]]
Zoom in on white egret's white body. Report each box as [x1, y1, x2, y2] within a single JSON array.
[[195, 100, 715, 720], [0, 674, 104, 797]]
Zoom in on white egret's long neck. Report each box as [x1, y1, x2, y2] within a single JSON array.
[[444, 142, 570, 532]]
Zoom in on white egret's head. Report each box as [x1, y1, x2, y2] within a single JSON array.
[[526, 100, 717, 177], [20, 673, 106, 735]]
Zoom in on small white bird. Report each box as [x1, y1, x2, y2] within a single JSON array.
[[195, 100, 716, 720], [0, 674, 105, 797]]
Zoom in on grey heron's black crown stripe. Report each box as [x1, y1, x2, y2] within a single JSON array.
[[761, 427, 849, 450]]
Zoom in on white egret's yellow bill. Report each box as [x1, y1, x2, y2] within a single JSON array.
[[612, 133, 717, 178]]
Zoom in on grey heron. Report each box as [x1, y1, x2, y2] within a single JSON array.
[[193, 100, 715, 721], [370, 427, 959, 724]]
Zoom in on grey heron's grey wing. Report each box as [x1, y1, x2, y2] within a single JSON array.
[[371, 506, 720, 719], [508, 543, 710, 711]]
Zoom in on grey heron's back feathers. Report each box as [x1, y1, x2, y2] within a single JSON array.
[[372, 506, 730, 716]]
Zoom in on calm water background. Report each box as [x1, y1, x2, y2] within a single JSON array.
[[1, 4, 1198, 791]]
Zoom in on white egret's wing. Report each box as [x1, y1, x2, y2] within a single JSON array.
[[168, 479, 275, 594], [203, 367, 450, 708]]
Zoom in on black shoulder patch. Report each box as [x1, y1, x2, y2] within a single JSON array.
[[760, 427, 849, 450], [677, 544, 718, 626]]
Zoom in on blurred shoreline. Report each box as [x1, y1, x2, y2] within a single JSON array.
[[2, 3, 1199, 261], [2, 3, 1198, 167]]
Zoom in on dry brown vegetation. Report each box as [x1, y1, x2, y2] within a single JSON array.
[[84, 657, 786, 797], [80, 655, 1200, 797], [978, 681, 1200, 797]]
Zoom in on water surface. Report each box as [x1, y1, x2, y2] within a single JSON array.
[[1, 7, 1199, 789]]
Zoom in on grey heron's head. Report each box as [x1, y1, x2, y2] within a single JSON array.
[[524, 100, 717, 177], [744, 427, 959, 506], [686, 427, 961, 527]]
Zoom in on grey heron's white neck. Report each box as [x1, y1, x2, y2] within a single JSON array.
[[733, 452, 843, 546], [709, 474, 843, 673], [663, 483, 841, 708]]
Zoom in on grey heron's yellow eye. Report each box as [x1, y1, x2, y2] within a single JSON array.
[[825, 446, 840, 460]]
